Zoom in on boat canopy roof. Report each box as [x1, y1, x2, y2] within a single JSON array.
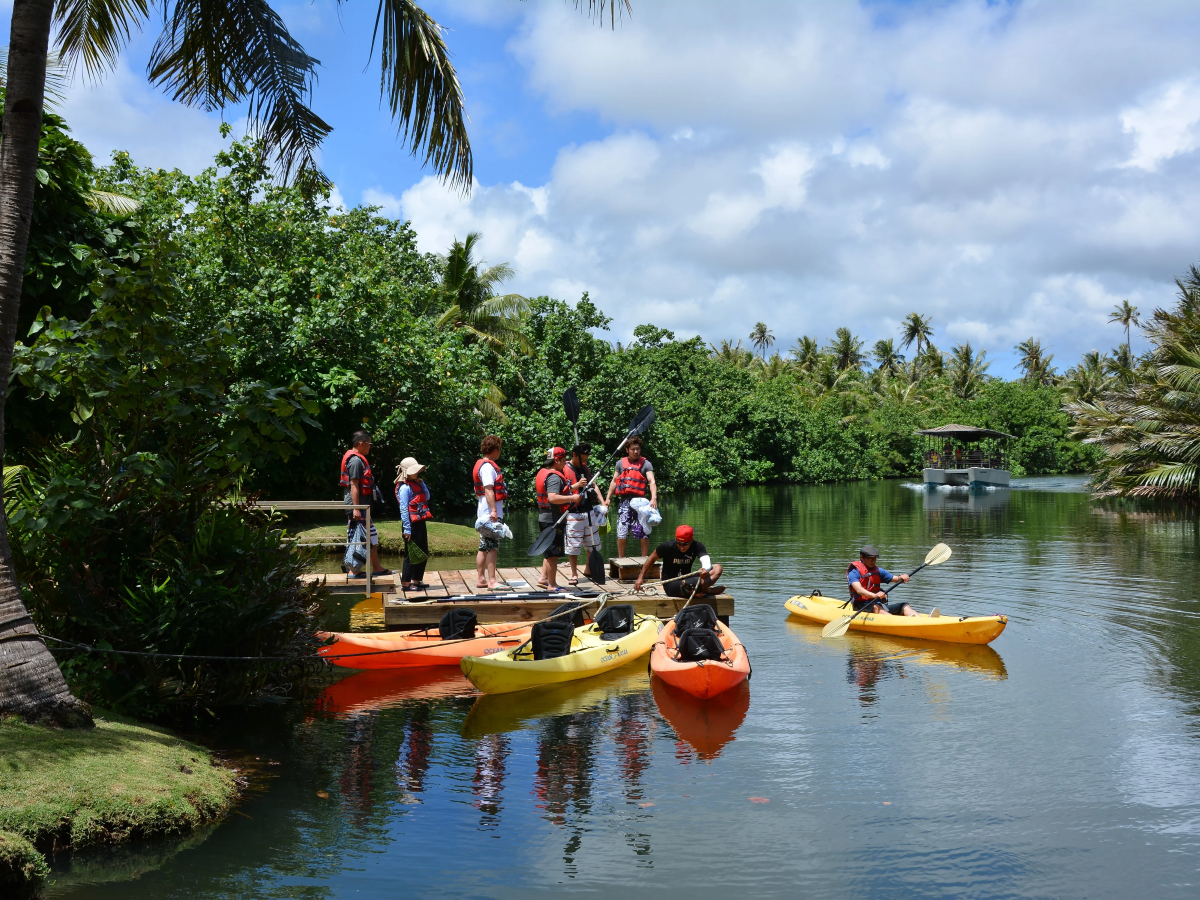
[[914, 423, 1014, 441]]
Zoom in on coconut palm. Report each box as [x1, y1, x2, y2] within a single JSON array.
[[948, 342, 990, 400], [1109, 300, 1140, 354], [788, 336, 821, 373], [900, 312, 934, 357], [826, 327, 866, 372], [1061, 351, 1113, 405], [711, 339, 755, 368], [749, 322, 775, 358], [871, 338, 904, 377], [1016, 337, 1056, 386], [434, 233, 530, 355], [914, 343, 945, 379], [0, 0, 629, 721], [753, 352, 793, 382]]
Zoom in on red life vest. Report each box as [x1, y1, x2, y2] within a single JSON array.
[[847, 560, 882, 602], [404, 480, 432, 522], [535, 464, 576, 511], [615, 457, 650, 497], [339, 448, 375, 492], [472, 458, 508, 501]]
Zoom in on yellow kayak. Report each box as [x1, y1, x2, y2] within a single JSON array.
[[460, 611, 659, 695], [784, 594, 1007, 645]]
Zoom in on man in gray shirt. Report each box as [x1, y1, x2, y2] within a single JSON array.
[[537, 447, 583, 592]]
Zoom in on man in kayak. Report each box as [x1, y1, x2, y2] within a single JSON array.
[[848, 545, 916, 616], [633, 525, 724, 597]]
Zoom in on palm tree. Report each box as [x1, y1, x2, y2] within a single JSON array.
[[1109, 300, 1140, 354], [914, 343, 945, 379], [753, 352, 792, 382], [0, 0, 629, 723], [711, 339, 755, 368], [434, 233, 530, 355], [1016, 337, 1056, 386], [948, 342, 990, 400], [900, 312, 934, 357], [749, 322, 775, 358], [826, 327, 866, 372], [871, 338, 904, 377], [1061, 350, 1114, 405], [788, 336, 821, 373]]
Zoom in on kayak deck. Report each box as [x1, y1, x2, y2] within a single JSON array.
[[784, 594, 1007, 645]]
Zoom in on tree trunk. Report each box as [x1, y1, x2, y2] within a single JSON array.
[[0, 0, 93, 727]]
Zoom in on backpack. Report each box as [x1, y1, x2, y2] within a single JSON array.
[[549, 602, 586, 629], [439, 608, 477, 641], [594, 605, 636, 639], [531, 619, 575, 660], [674, 604, 718, 633], [676, 627, 726, 663]]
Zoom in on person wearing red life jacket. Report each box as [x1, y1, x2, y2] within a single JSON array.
[[473, 435, 508, 590], [603, 436, 658, 558], [535, 447, 583, 591], [563, 443, 606, 586], [848, 545, 916, 616], [340, 430, 389, 579], [395, 456, 432, 591]]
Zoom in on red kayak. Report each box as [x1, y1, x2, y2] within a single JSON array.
[[318, 608, 530, 669], [649, 604, 750, 699]]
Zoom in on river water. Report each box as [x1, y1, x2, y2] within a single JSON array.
[[48, 479, 1200, 898]]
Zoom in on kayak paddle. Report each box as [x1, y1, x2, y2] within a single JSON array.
[[821, 543, 952, 639], [528, 404, 655, 556], [563, 386, 581, 447]]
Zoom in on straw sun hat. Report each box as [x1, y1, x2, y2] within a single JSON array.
[[395, 456, 427, 481]]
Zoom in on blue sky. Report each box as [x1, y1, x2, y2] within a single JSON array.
[[9, 0, 1200, 376]]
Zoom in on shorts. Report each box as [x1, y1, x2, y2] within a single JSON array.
[[346, 519, 379, 547], [664, 574, 701, 598], [852, 598, 910, 615], [478, 534, 499, 553], [540, 521, 565, 558], [616, 498, 647, 540], [564, 510, 601, 555]]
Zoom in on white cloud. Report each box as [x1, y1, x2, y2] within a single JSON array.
[[1121, 79, 1200, 171]]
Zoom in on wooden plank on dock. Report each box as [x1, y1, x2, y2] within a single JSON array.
[[439, 569, 473, 597], [517, 565, 545, 588], [498, 567, 527, 588], [607, 556, 659, 582]]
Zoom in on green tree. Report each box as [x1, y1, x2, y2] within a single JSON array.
[[871, 338, 904, 376], [749, 321, 775, 357], [826, 326, 865, 372], [1061, 350, 1112, 404], [1109, 299, 1140, 354], [435, 232, 531, 356], [710, 339, 754, 368], [789, 336, 821, 373], [948, 342, 990, 399], [900, 312, 934, 356], [1016, 337, 1056, 386]]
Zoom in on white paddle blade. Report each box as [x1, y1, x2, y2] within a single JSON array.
[[822, 615, 853, 639], [924, 543, 952, 566]]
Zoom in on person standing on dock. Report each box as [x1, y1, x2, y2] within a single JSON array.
[[564, 443, 606, 586], [634, 525, 724, 596], [604, 436, 658, 558], [341, 430, 388, 579], [536, 447, 582, 591], [396, 457, 432, 591], [473, 435, 508, 590], [848, 545, 916, 616]]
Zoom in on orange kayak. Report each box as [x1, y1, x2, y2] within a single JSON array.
[[649, 618, 750, 699], [652, 678, 749, 760], [318, 623, 531, 669]]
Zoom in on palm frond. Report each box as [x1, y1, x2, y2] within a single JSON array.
[[1, 48, 73, 109], [53, 0, 151, 81], [573, 0, 633, 28], [86, 189, 142, 216]]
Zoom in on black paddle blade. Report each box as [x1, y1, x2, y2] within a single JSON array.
[[527, 524, 557, 557], [563, 386, 580, 425], [629, 404, 655, 436], [587, 546, 606, 584]]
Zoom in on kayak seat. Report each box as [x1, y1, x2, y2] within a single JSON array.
[[595, 605, 636, 640], [532, 619, 575, 660], [676, 626, 726, 663], [549, 602, 587, 629], [674, 604, 717, 634], [439, 608, 478, 641]]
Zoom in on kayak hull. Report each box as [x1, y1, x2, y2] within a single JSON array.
[[650, 620, 750, 699], [460, 616, 659, 694], [318, 623, 531, 669], [784, 594, 1007, 645]]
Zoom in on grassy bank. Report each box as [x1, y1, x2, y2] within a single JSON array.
[[0, 711, 238, 891], [293, 519, 480, 557]]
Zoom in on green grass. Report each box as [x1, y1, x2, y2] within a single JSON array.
[[0, 711, 237, 889], [293, 519, 479, 557]]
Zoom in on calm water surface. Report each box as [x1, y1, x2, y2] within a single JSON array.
[[48, 479, 1200, 898]]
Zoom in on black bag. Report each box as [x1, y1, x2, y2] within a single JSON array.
[[549, 602, 586, 629], [439, 608, 477, 640], [532, 619, 575, 660], [594, 604, 635, 639], [674, 604, 717, 633], [676, 626, 726, 663]]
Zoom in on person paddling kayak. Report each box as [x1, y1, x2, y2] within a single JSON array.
[[848, 545, 916, 616], [634, 525, 724, 597]]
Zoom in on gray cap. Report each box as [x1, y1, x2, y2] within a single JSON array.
[[859, 545, 880, 558]]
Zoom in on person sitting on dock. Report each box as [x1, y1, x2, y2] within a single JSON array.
[[564, 443, 606, 586], [634, 525, 724, 597], [341, 430, 389, 579], [473, 435, 508, 590], [536, 447, 582, 591], [848, 545, 916, 616], [396, 456, 432, 592], [604, 435, 658, 558]]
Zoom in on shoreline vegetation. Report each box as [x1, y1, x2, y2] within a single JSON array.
[[0, 711, 239, 892]]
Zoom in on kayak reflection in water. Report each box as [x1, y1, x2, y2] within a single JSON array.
[[847, 544, 916, 616]]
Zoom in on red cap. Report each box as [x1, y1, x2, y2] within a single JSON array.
[[546, 447, 567, 460], [676, 525, 694, 542]]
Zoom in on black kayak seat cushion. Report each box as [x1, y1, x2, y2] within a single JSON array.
[[674, 604, 717, 634], [532, 619, 575, 660], [549, 602, 586, 629], [595, 605, 636, 640], [676, 626, 726, 663], [439, 608, 477, 641]]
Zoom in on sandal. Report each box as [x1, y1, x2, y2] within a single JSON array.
[[567, 578, 579, 586], [371, 569, 393, 577]]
